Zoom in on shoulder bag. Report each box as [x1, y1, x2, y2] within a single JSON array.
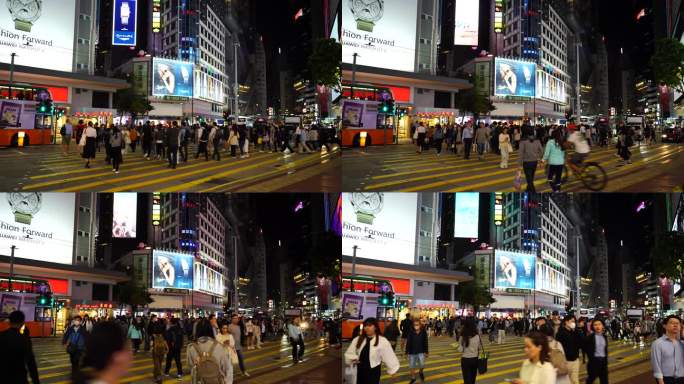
[[477, 334, 488, 374]]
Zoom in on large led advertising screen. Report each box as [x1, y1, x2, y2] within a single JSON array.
[[0, 193, 75, 265], [152, 58, 194, 97], [112, 193, 137, 238], [342, 193, 418, 264], [194, 263, 224, 296], [112, 0, 137, 46], [494, 250, 536, 290], [0, 0, 76, 72], [454, 192, 479, 238], [454, 0, 479, 46], [342, 0, 418, 72], [494, 58, 536, 98], [152, 250, 194, 290]]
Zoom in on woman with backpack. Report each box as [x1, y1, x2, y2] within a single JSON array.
[[344, 317, 399, 384], [187, 318, 233, 384], [457, 319, 482, 384]]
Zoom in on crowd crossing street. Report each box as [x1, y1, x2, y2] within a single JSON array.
[[345, 334, 653, 384], [342, 142, 684, 192], [0, 143, 340, 192], [29, 333, 338, 384]]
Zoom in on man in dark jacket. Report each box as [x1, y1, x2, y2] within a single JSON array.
[[166, 121, 180, 169], [405, 320, 429, 384], [62, 315, 87, 375], [556, 315, 582, 384], [583, 318, 609, 384], [143, 122, 154, 159], [164, 317, 184, 378], [0, 311, 39, 384], [400, 313, 412, 345]]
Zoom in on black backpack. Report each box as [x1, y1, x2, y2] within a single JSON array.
[[201, 128, 210, 141]]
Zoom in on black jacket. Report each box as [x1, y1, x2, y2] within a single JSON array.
[[400, 318, 412, 338], [405, 328, 428, 355], [165, 324, 184, 351], [556, 327, 582, 361], [583, 332, 608, 362], [383, 323, 400, 342], [0, 327, 40, 384]]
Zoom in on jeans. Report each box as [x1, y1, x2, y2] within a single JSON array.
[[236, 349, 246, 373], [168, 146, 178, 167], [477, 143, 485, 158], [547, 164, 564, 192], [111, 146, 122, 171], [69, 350, 82, 375], [180, 143, 188, 162], [164, 348, 182, 375], [461, 356, 478, 384], [434, 138, 443, 153], [196, 142, 209, 160], [523, 161, 538, 193], [463, 138, 473, 159], [212, 142, 221, 161], [290, 336, 305, 362]]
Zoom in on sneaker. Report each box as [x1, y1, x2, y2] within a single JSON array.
[[115, 171, 120, 174], [177, 374, 183, 380], [242, 372, 250, 377]]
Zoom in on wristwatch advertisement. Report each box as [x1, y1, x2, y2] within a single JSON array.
[[7, 192, 42, 225], [6, 0, 43, 32], [348, 0, 384, 32], [350, 192, 384, 225], [112, 0, 137, 46], [120, 1, 130, 26]]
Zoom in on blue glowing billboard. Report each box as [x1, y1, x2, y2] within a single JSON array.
[[494, 250, 536, 290], [152, 250, 194, 290], [112, 0, 137, 46], [152, 58, 194, 97], [454, 193, 479, 238], [494, 58, 536, 98]]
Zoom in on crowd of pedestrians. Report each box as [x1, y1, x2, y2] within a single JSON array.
[[2, 310, 340, 384], [410, 118, 653, 193], [61, 119, 338, 172], [344, 311, 684, 384]]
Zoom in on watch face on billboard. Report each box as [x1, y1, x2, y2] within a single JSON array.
[[494, 250, 536, 290], [342, 192, 418, 265], [454, 192, 479, 238], [0, 0, 76, 72], [0, 193, 75, 265], [112, 193, 137, 238], [112, 0, 137, 46], [152, 250, 193, 290], [454, 0, 479, 46], [342, 0, 418, 72], [494, 58, 536, 98], [152, 58, 194, 97]]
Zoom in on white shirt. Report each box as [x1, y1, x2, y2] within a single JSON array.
[[567, 131, 590, 154], [519, 359, 557, 384], [416, 125, 427, 134], [345, 335, 400, 374]]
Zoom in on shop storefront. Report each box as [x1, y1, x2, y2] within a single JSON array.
[[74, 302, 115, 319], [413, 299, 458, 319]]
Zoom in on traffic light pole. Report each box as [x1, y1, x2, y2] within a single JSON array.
[[351, 245, 358, 292], [9, 53, 16, 100], [9, 245, 16, 292]]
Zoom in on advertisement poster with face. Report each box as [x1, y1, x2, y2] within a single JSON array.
[[0, 0, 76, 72], [112, 0, 137, 46], [0, 193, 75, 265], [342, 0, 418, 72], [342, 192, 418, 264], [0, 293, 21, 317], [342, 101, 364, 127], [341, 292, 364, 319], [152, 250, 194, 290], [494, 58, 536, 98], [112, 193, 137, 238], [152, 58, 194, 97], [494, 250, 536, 289], [0, 101, 21, 126]]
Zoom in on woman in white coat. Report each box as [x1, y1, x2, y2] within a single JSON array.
[[344, 317, 400, 384]]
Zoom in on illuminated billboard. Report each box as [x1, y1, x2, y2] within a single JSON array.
[[494, 250, 536, 290], [194, 263, 224, 296], [342, 193, 418, 265], [454, 0, 479, 46], [194, 71, 225, 103], [537, 71, 566, 103], [538, 263, 566, 296], [0, 193, 75, 265], [342, 0, 418, 72], [454, 193, 479, 238], [152, 58, 194, 97], [494, 58, 536, 98], [152, 0, 161, 32], [112, 193, 137, 238], [112, 0, 137, 46], [0, 0, 76, 72], [494, 0, 504, 33], [152, 250, 194, 290]]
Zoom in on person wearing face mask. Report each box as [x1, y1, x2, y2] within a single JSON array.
[[62, 315, 87, 375], [555, 315, 582, 384]]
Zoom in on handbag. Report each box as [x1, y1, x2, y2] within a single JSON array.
[[477, 334, 488, 374]]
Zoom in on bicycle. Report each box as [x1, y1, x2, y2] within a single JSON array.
[[562, 158, 608, 191]]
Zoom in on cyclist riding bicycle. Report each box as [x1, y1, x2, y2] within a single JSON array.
[[565, 121, 591, 167]]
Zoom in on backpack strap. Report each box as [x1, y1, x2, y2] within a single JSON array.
[[208, 339, 219, 357]]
